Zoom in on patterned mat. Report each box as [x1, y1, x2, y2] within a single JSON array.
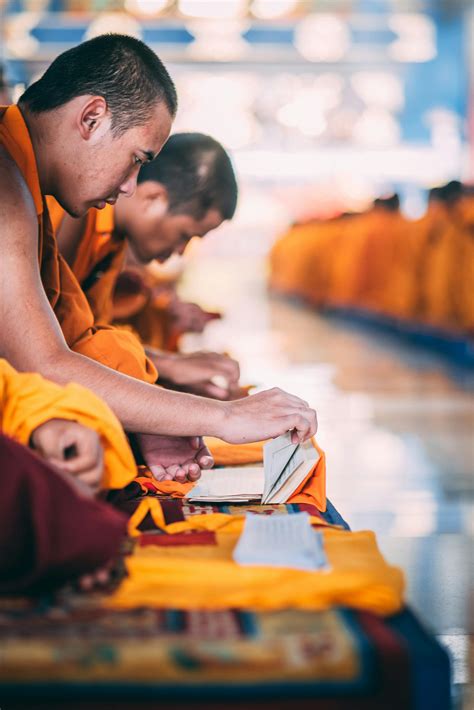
[[0, 498, 450, 709]]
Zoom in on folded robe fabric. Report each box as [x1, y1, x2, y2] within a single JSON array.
[[0, 358, 137, 490], [0, 433, 127, 594], [0, 106, 157, 385], [134, 437, 327, 512], [107, 519, 404, 616]]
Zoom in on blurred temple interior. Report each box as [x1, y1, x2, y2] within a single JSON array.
[[0, 1, 473, 709]]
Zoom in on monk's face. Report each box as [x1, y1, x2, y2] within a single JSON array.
[[54, 97, 173, 218], [115, 182, 225, 263]]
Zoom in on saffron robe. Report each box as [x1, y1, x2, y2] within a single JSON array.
[[0, 105, 157, 384]]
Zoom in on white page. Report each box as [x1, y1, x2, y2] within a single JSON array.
[[233, 512, 329, 571], [186, 466, 264, 501], [266, 441, 320, 504], [261, 433, 299, 502]]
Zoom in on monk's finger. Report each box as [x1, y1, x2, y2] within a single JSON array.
[[93, 568, 111, 586], [60, 452, 103, 476], [197, 449, 214, 469], [189, 436, 202, 450], [214, 358, 240, 382], [78, 574, 94, 591], [76, 470, 102, 492], [149, 464, 167, 481], [279, 410, 317, 443], [58, 432, 103, 473], [182, 461, 202, 481], [173, 466, 187, 483], [199, 382, 231, 400], [165, 464, 181, 477]]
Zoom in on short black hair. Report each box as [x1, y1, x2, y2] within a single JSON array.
[[429, 180, 463, 205], [373, 193, 400, 212], [19, 34, 177, 135], [137, 132, 238, 220]]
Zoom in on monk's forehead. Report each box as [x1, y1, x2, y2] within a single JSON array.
[[140, 102, 173, 151]]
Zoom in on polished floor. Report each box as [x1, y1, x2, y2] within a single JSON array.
[[180, 256, 474, 707]]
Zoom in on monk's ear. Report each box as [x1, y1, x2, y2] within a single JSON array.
[[78, 97, 110, 140]]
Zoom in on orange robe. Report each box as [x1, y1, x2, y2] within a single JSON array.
[[412, 203, 461, 331], [0, 358, 136, 490], [325, 213, 371, 308], [49, 198, 176, 351], [353, 209, 412, 317], [453, 196, 474, 333], [0, 105, 157, 384]]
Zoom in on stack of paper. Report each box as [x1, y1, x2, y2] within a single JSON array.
[[232, 512, 329, 571]]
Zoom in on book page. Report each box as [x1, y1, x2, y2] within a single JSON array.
[[263, 439, 320, 504], [261, 433, 299, 502], [186, 466, 264, 501]]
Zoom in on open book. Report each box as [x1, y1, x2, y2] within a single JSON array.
[[185, 433, 320, 504]]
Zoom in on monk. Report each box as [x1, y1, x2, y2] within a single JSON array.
[[0, 358, 136, 592], [52, 132, 243, 401], [412, 182, 463, 330], [0, 66, 9, 104], [0, 34, 317, 485]]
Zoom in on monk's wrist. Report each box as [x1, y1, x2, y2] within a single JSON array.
[[208, 399, 231, 440]]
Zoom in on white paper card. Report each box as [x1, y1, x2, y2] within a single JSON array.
[[232, 512, 329, 571]]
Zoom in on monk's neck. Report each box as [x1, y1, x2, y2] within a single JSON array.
[[18, 104, 56, 196]]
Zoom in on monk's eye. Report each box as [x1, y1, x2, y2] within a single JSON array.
[[134, 156, 144, 166]]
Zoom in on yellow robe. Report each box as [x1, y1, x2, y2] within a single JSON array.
[[0, 358, 136, 489]]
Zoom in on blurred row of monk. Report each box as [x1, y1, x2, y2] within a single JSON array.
[[270, 181, 474, 336], [0, 36, 317, 591]]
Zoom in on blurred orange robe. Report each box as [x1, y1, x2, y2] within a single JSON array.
[[453, 196, 474, 333], [49, 199, 178, 351], [0, 105, 157, 384], [0, 358, 136, 490]]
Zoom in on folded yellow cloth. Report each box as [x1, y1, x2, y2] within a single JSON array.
[[108, 506, 404, 617]]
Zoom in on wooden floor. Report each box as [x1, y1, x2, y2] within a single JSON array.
[[181, 256, 474, 708]]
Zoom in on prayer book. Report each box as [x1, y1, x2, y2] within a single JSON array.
[[185, 433, 320, 504], [233, 512, 329, 571]]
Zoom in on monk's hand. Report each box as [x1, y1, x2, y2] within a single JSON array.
[[168, 300, 215, 334], [137, 433, 213, 483], [219, 388, 318, 445], [30, 419, 104, 494], [154, 351, 241, 400]]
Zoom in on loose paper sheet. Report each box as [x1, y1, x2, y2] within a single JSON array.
[[233, 512, 329, 571]]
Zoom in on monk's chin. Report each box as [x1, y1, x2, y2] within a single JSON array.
[[50, 194, 85, 219]]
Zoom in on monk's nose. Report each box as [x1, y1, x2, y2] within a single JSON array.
[[119, 171, 139, 198]]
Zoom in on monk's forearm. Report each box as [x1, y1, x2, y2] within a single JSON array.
[[40, 350, 226, 437]]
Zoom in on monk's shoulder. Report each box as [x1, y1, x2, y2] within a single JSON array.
[[0, 145, 37, 228]]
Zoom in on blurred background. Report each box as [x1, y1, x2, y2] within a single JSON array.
[[1, 1, 473, 704], [1, 0, 473, 253]]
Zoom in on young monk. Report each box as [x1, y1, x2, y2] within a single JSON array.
[[52, 132, 243, 401], [0, 34, 317, 483], [0, 357, 136, 593]]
